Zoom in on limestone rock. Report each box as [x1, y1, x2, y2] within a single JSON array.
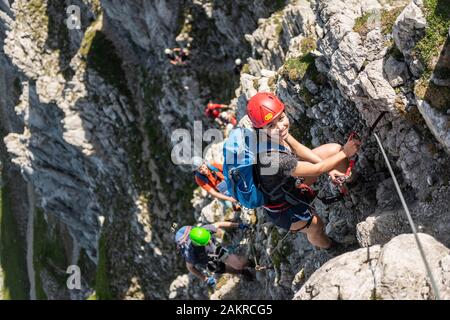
[[356, 209, 409, 247], [383, 56, 409, 87], [356, 59, 397, 112], [294, 234, 450, 300], [393, 1, 426, 55], [417, 99, 450, 154]]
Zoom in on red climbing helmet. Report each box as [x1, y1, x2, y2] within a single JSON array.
[[247, 92, 285, 128]]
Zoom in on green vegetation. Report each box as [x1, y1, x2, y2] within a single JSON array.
[[269, 229, 292, 270], [414, 0, 450, 69], [0, 186, 29, 300], [86, 292, 97, 300], [407, 0, 450, 128], [381, 6, 406, 35], [281, 53, 315, 82], [272, 11, 285, 39], [301, 37, 317, 54], [33, 208, 69, 300], [275, 20, 283, 38], [281, 50, 320, 109], [354, 6, 406, 37], [22, 0, 48, 43], [268, 74, 279, 92], [241, 63, 250, 74], [415, 78, 450, 113], [353, 12, 371, 37], [80, 15, 132, 99], [95, 232, 113, 300], [91, 0, 102, 15], [269, 229, 282, 269]]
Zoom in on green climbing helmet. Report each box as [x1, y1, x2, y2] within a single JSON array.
[[189, 227, 211, 246]]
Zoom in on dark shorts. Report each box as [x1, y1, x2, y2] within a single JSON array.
[[207, 261, 226, 274], [264, 203, 314, 231], [206, 245, 228, 274]]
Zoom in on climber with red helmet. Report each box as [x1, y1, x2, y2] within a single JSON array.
[[204, 103, 237, 128], [246, 92, 360, 249], [204, 103, 226, 118]]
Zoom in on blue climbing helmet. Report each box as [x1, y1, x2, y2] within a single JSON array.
[[175, 226, 192, 248]]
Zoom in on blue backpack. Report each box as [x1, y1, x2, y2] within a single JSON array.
[[223, 128, 287, 209], [175, 226, 192, 259]]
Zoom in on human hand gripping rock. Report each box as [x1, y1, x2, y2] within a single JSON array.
[[328, 169, 346, 185]]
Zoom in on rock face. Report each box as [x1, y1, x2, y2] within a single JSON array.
[[392, 0, 426, 77], [0, 0, 449, 300], [356, 209, 410, 247], [294, 234, 450, 300]]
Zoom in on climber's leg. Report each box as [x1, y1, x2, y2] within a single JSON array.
[[302, 143, 349, 185], [290, 214, 331, 249], [223, 253, 248, 270]]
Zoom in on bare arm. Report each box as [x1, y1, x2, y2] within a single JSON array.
[[186, 262, 207, 282], [292, 140, 360, 177], [292, 152, 347, 177], [285, 134, 322, 163], [213, 221, 239, 229], [207, 188, 236, 203]]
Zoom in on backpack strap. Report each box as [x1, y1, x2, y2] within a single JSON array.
[[176, 226, 192, 249], [195, 171, 210, 184], [206, 163, 220, 174], [255, 147, 292, 201]]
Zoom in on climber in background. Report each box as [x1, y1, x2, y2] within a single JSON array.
[[192, 157, 240, 212], [204, 102, 237, 137], [165, 47, 190, 66], [245, 92, 361, 249], [175, 223, 253, 288], [234, 58, 243, 75]]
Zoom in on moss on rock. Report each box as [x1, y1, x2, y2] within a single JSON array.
[[282, 53, 315, 82]]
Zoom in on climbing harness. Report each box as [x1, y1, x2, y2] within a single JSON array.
[[373, 132, 441, 300]]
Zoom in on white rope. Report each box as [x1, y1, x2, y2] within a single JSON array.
[[373, 133, 441, 300]]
